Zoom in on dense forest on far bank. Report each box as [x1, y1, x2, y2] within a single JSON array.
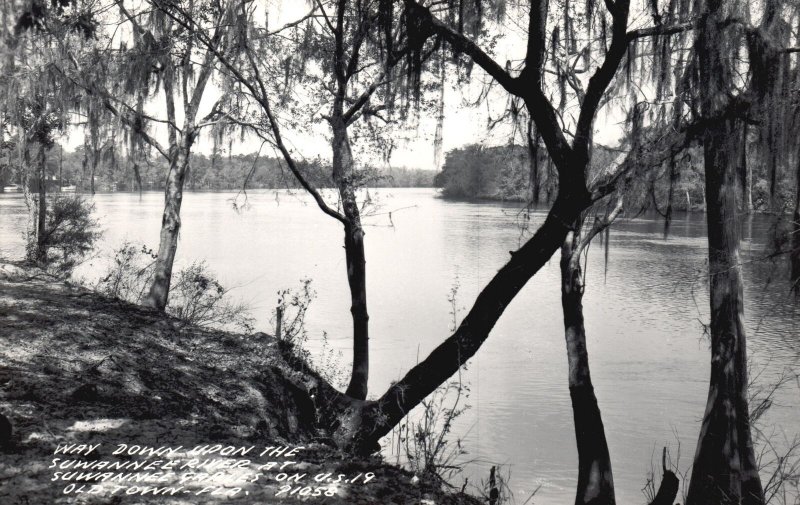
[[435, 143, 798, 214], [0, 147, 436, 192]]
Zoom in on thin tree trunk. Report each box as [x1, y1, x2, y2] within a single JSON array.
[[35, 143, 47, 263], [664, 156, 677, 238], [790, 151, 800, 294], [58, 145, 63, 191], [528, 118, 541, 205], [144, 61, 184, 311], [332, 116, 369, 400], [144, 149, 190, 310], [140, 13, 219, 311], [561, 225, 615, 505], [685, 115, 764, 505], [741, 125, 753, 214], [90, 142, 97, 196]]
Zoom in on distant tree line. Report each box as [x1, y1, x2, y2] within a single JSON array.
[[435, 141, 798, 214], [0, 146, 435, 193]]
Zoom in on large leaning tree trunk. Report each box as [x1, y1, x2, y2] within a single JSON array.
[[685, 2, 764, 499], [560, 198, 622, 505], [325, 0, 664, 453]]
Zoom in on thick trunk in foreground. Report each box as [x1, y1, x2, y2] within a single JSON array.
[[685, 115, 764, 505], [331, 117, 369, 400], [333, 190, 590, 452], [561, 230, 615, 505]]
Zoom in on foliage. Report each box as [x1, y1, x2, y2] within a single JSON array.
[[25, 195, 100, 274], [434, 144, 530, 200], [96, 243, 253, 333], [0, 148, 436, 193], [167, 262, 254, 334], [390, 279, 470, 485], [391, 377, 470, 485], [95, 241, 156, 302], [271, 279, 347, 389]]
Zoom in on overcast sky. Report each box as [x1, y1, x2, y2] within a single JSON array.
[[60, 0, 630, 169]]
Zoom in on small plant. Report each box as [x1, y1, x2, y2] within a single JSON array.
[[96, 244, 253, 333], [392, 376, 471, 484], [26, 195, 101, 274], [390, 276, 471, 486], [270, 279, 347, 387], [167, 261, 254, 334], [95, 241, 156, 302], [473, 465, 518, 505]]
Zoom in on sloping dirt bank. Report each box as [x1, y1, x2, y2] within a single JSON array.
[[0, 262, 478, 505]]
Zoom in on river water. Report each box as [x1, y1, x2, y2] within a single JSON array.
[[1, 188, 798, 504]]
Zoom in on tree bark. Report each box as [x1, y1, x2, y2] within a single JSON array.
[[35, 143, 47, 263], [790, 151, 800, 294], [685, 114, 764, 505], [331, 116, 370, 401], [561, 227, 616, 505], [528, 118, 541, 205], [144, 147, 190, 310], [685, 0, 764, 500], [136, 3, 221, 312]]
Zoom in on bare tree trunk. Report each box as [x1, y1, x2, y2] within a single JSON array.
[[35, 143, 47, 263], [561, 225, 616, 505], [664, 156, 677, 238], [133, 158, 143, 199], [144, 61, 184, 311], [144, 148, 190, 310], [790, 152, 800, 294], [331, 116, 369, 400], [685, 115, 764, 505], [527, 118, 541, 205], [686, 0, 764, 499], [741, 125, 753, 214], [58, 145, 63, 191]]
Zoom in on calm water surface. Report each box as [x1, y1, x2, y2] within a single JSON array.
[[1, 188, 798, 504]]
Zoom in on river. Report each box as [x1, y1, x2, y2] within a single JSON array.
[[1, 188, 798, 504]]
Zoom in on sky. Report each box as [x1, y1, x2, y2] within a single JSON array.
[[59, 0, 630, 170]]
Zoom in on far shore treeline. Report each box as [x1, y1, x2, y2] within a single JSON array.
[[4, 140, 797, 216], [0, 147, 436, 192], [434, 144, 798, 213]]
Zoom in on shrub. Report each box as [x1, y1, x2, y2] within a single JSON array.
[[96, 244, 253, 333], [27, 195, 101, 275], [168, 261, 254, 333]]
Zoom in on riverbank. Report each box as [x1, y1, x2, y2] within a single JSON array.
[[0, 261, 478, 504]]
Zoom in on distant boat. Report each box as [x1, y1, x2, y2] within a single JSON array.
[[2, 185, 20, 192], [60, 185, 76, 193]]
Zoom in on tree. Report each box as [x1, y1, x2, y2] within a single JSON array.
[[158, 0, 422, 400], [324, 0, 692, 454], [1, 0, 91, 264], [58, 0, 235, 311], [560, 195, 623, 505]]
